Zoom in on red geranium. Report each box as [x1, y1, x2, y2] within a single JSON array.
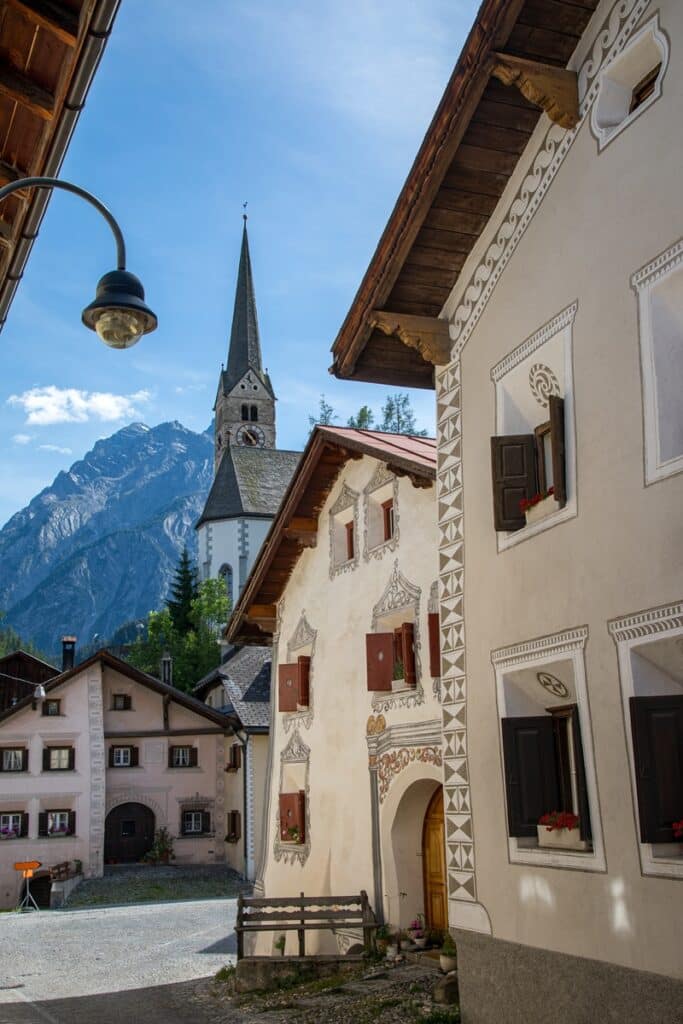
[[538, 810, 579, 832], [673, 819, 683, 840], [519, 487, 554, 514]]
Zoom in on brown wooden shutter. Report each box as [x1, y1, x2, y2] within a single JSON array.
[[201, 811, 211, 834], [67, 747, 75, 771], [189, 747, 198, 768], [490, 434, 537, 531], [548, 396, 566, 507], [630, 695, 683, 843], [297, 656, 311, 707], [501, 716, 560, 837], [345, 520, 355, 560], [42, 748, 50, 771], [41, 702, 49, 716], [570, 709, 592, 841], [401, 623, 416, 687], [180, 810, 187, 835], [297, 790, 306, 842], [366, 633, 393, 691], [168, 746, 176, 768], [38, 812, 48, 837], [21, 748, 29, 772], [109, 747, 116, 768], [20, 812, 29, 838], [279, 792, 305, 841], [130, 746, 139, 768], [234, 810, 241, 841], [278, 663, 299, 712], [428, 613, 441, 678], [67, 811, 76, 836]]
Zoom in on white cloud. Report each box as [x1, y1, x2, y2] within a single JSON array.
[[12, 433, 32, 445], [174, 383, 207, 395], [7, 386, 152, 426], [38, 444, 73, 455]]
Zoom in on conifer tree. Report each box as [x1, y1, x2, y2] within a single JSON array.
[[166, 547, 198, 635], [379, 393, 428, 436]]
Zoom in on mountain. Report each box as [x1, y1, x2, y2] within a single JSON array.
[[0, 421, 214, 656]]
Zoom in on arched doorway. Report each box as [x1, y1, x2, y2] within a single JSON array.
[[422, 786, 447, 930], [105, 803, 155, 863]]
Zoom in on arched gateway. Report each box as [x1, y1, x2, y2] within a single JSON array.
[[104, 802, 155, 863]]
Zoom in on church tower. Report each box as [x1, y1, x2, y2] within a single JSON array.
[[214, 216, 276, 470]]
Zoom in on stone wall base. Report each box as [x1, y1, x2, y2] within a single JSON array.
[[235, 955, 363, 994], [455, 929, 683, 1024]]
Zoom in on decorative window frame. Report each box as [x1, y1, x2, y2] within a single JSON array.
[[631, 237, 683, 485], [492, 626, 606, 873], [608, 601, 683, 880], [329, 482, 360, 578], [369, 560, 424, 713], [363, 463, 399, 561], [274, 729, 311, 866], [491, 303, 578, 552], [282, 612, 317, 733], [590, 14, 669, 152]]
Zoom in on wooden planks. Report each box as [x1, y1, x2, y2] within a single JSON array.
[[6, 1, 80, 48], [0, 63, 55, 120]]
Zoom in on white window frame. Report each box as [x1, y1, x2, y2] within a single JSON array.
[[172, 746, 191, 768], [2, 748, 23, 771], [184, 810, 204, 834], [49, 747, 70, 771], [47, 810, 70, 836], [112, 693, 131, 711], [44, 699, 61, 716], [608, 602, 683, 880], [631, 237, 683, 485], [491, 303, 578, 552], [492, 626, 606, 873], [0, 812, 21, 837], [112, 747, 131, 767]]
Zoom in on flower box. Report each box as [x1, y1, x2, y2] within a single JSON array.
[[536, 824, 590, 852], [524, 494, 557, 526], [391, 678, 406, 692]]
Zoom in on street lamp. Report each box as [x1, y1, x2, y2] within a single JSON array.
[[0, 176, 157, 348]]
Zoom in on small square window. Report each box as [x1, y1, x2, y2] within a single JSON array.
[[48, 810, 70, 835], [184, 811, 203, 834], [48, 747, 71, 771], [43, 699, 61, 717], [2, 748, 24, 772], [0, 812, 22, 838], [172, 746, 192, 768], [112, 694, 132, 711], [121, 820, 136, 838], [113, 747, 131, 767]]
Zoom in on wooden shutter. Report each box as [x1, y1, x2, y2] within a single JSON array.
[[630, 695, 683, 843], [501, 716, 560, 837], [109, 747, 116, 767], [180, 810, 187, 836], [67, 747, 75, 771], [68, 811, 76, 836], [130, 746, 139, 768], [401, 623, 416, 687], [298, 656, 311, 707], [189, 747, 198, 768], [38, 812, 48, 837], [42, 748, 50, 771], [21, 748, 29, 772], [233, 811, 241, 841], [490, 435, 537, 531], [570, 710, 592, 841], [345, 520, 355, 560], [201, 811, 211, 834], [428, 613, 441, 678], [366, 633, 394, 691], [20, 812, 29, 838], [297, 790, 306, 842], [278, 664, 299, 712], [548, 396, 567, 507], [123, 694, 132, 710], [279, 792, 301, 840], [168, 746, 176, 768]]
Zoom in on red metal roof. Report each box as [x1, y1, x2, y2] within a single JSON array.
[[317, 427, 437, 471]]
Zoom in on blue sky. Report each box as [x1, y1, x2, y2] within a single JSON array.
[[0, 0, 478, 527]]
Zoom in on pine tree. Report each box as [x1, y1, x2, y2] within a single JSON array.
[[308, 395, 337, 429], [347, 405, 375, 430], [379, 393, 428, 436], [166, 547, 199, 635]]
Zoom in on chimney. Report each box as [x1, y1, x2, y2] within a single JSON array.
[[160, 650, 173, 686], [61, 636, 77, 672]]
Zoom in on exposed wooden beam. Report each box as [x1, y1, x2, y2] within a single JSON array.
[[0, 65, 55, 121], [369, 309, 452, 366], [0, 218, 13, 245], [490, 53, 579, 130], [246, 604, 277, 630], [0, 161, 22, 187], [388, 464, 433, 489], [284, 516, 318, 547], [7, 0, 79, 48]]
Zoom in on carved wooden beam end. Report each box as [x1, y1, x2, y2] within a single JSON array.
[[387, 464, 433, 490], [369, 309, 452, 366], [490, 53, 579, 130], [284, 516, 318, 547], [245, 604, 277, 632]]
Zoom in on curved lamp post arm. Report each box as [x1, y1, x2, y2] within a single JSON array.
[[0, 176, 126, 270]]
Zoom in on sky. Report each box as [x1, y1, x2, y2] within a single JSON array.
[[0, 0, 479, 527]]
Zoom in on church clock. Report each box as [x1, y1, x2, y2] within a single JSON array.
[[235, 423, 266, 447]]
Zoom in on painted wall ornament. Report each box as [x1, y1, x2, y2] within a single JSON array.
[[529, 363, 560, 408], [377, 746, 443, 803], [536, 671, 569, 698]]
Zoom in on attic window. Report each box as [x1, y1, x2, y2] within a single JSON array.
[[250, 405, 258, 422], [241, 404, 249, 421]]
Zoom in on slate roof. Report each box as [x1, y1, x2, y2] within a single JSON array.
[[193, 645, 271, 732], [222, 220, 274, 398], [196, 446, 301, 528]]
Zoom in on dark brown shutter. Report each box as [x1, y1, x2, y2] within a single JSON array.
[[234, 744, 242, 770], [20, 812, 29, 838], [42, 748, 50, 771], [401, 623, 416, 687], [630, 695, 683, 843], [180, 811, 187, 836], [38, 812, 48, 837], [234, 811, 241, 841], [501, 716, 560, 837], [123, 694, 132, 710], [109, 747, 116, 767], [297, 790, 306, 842], [548, 396, 566, 507], [366, 633, 394, 691], [130, 746, 139, 768], [189, 747, 198, 768], [21, 748, 29, 772], [67, 747, 75, 771], [345, 520, 354, 560], [41, 702, 49, 716], [428, 613, 441, 678], [490, 434, 537, 531], [278, 663, 299, 712], [68, 811, 76, 836], [279, 793, 301, 840], [570, 709, 592, 841], [168, 746, 176, 768], [201, 811, 211, 834], [298, 656, 311, 707]]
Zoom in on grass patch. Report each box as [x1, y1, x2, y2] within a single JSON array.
[[416, 1007, 461, 1023], [214, 965, 236, 985]]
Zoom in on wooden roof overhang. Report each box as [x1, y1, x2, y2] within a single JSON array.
[[0, 0, 121, 333], [227, 427, 437, 646], [330, 0, 600, 389]]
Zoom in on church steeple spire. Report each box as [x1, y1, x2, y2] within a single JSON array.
[[224, 216, 265, 394]]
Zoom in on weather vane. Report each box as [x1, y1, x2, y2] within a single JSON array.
[[243, 201, 248, 223]]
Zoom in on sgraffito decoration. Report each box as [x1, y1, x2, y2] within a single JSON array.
[[377, 746, 442, 803]]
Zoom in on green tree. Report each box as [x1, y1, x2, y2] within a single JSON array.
[[379, 393, 428, 436], [347, 405, 375, 430], [166, 547, 198, 634], [308, 394, 337, 430]]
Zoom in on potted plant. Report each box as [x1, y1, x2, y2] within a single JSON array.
[[440, 932, 458, 974], [284, 825, 301, 844], [144, 826, 176, 864], [375, 924, 391, 956], [385, 930, 400, 958], [391, 659, 405, 692], [73, 859, 82, 875], [408, 914, 427, 948], [537, 811, 590, 852], [673, 819, 683, 840], [274, 934, 286, 957], [520, 486, 555, 526], [0, 826, 17, 840]]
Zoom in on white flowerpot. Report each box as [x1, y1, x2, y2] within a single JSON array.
[[524, 494, 557, 526], [440, 954, 457, 973], [391, 678, 406, 692], [386, 944, 398, 958], [414, 936, 428, 949], [536, 824, 590, 852]]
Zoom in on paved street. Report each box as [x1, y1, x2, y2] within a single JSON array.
[[0, 899, 237, 1023]]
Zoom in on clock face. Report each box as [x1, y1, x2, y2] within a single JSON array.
[[235, 424, 266, 448]]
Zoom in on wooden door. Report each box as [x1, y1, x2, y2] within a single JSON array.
[[422, 786, 447, 931], [105, 802, 155, 863]]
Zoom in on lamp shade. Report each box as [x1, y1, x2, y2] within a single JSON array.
[[82, 269, 157, 349]]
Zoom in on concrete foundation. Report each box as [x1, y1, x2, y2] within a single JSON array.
[[235, 955, 364, 994]]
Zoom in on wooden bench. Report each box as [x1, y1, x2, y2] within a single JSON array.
[[235, 890, 377, 960], [49, 861, 72, 881]]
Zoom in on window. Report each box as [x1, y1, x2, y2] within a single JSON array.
[[169, 745, 197, 768], [0, 812, 24, 838], [329, 483, 359, 575], [279, 791, 305, 844], [366, 623, 416, 692], [43, 746, 74, 771], [278, 656, 311, 712], [591, 15, 668, 151], [121, 820, 136, 838], [42, 699, 61, 717], [112, 694, 132, 711], [250, 405, 258, 422], [182, 810, 210, 835], [241, 403, 249, 420], [226, 743, 242, 771], [382, 500, 395, 541], [226, 810, 241, 843], [363, 466, 398, 558], [40, 809, 75, 837], [632, 239, 683, 484], [345, 521, 355, 561], [1, 748, 27, 772], [109, 746, 138, 768], [219, 563, 234, 605]]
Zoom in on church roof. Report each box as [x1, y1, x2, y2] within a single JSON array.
[[196, 446, 301, 528], [222, 220, 274, 398]]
